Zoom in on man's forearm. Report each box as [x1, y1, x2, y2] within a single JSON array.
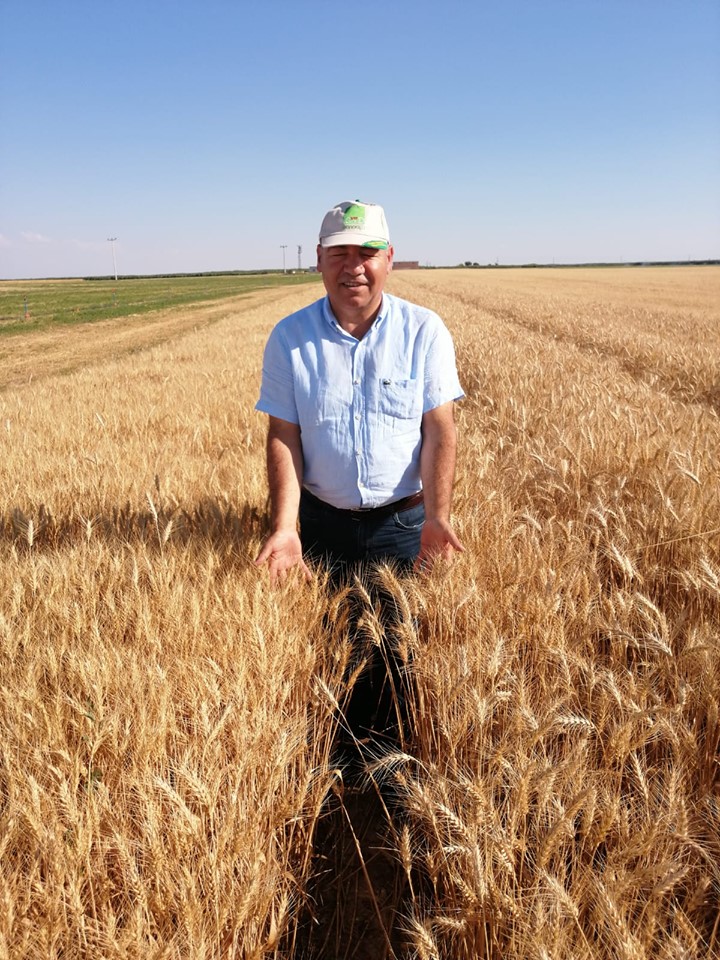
[[254, 417, 310, 582], [420, 406, 458, 521], [415, 403, 464, 568], [266, 417, 304, 532], [420, 423, 457, 520]]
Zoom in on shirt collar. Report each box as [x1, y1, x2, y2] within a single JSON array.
[[322, 294, 390, 332]]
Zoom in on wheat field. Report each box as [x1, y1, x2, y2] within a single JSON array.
[[1, 268, 718, 959]]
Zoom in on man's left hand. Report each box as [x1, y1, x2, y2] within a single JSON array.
[[414, 518, 465, 572]]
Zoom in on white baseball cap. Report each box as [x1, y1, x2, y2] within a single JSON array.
[[319, 200, 390, 249]]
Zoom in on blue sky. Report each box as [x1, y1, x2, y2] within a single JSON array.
[[1, 0, 718, 278]]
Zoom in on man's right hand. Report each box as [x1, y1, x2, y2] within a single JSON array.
[[254, 530, 312, 584]]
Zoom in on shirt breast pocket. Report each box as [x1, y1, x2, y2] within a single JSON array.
[[378, 378, 422, 420]]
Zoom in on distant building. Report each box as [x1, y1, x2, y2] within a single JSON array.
[[393, 260, 420, 270]]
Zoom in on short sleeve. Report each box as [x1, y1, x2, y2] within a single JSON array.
[[423, 320, 464, 413], [255, 325, 299, 424]]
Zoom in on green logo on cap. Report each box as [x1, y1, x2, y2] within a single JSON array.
[[343, 203, 366, 229]]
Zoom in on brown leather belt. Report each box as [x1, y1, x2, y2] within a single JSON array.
[[301, 488, 424, 520]]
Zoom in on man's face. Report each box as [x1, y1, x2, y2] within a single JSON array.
[[316, 243, 394, 319]]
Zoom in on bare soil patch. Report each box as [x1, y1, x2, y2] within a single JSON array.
[[292, 787, 409, 960]]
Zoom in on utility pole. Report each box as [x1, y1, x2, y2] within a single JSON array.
[[280, 244, 287, 274], [297, 245, 302, 270], [107, 237, 118, 280]]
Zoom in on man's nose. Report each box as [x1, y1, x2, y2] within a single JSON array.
[[343, 251, 364, 272]]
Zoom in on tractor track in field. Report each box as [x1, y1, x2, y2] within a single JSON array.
[[0, 286, 318, 392], [390, 276, 720, 415], [479, 301, 720, 415]]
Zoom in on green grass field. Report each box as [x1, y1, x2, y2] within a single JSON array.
[[0, 273, 322, 334]]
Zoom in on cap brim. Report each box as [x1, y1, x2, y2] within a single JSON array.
[[320, 233, 389, 249]]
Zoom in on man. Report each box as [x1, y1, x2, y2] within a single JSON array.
[[254, 199, 464, 583]]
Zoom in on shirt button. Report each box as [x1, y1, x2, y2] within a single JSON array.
[[353, 379, 360, 385], [355, 414, 360, 421]]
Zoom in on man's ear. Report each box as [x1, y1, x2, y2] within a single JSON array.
[[316, 244, 323, 270], [387, 244, 394, 271]]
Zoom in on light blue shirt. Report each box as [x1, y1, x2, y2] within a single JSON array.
[[256, 293, 464, 509]]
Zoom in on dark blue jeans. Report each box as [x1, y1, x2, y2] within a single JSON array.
[[299, 490, 424, 581], [299, 490, 423, 766]]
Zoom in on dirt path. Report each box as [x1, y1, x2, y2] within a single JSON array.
[[292, 787, 409, 960], [0, 285, 319, 391]]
